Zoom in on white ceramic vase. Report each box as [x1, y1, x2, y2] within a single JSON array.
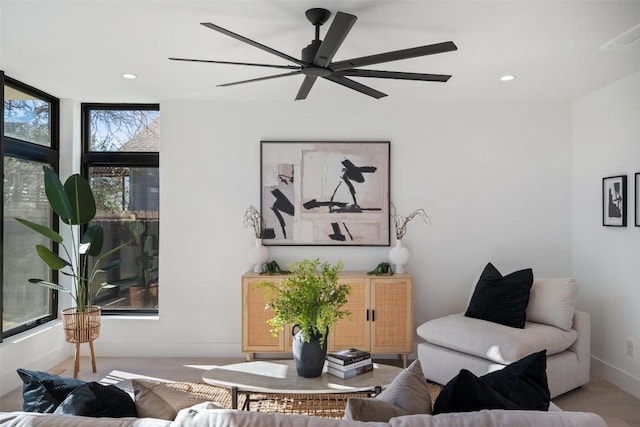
[[388, 239, 410, 274], [248, 238, 269, 273]]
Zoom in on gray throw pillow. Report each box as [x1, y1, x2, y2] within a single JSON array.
[[344, 398, 407, 421], [132, 379, 225, 420], [344, 360, 431, 422]]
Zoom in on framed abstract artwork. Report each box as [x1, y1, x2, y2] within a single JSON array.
[[602, 175, 627, 227], [636, 173, 640, 227], [260, 141, 390, 246]]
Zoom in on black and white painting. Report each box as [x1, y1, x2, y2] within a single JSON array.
[[602, 175, 627, 227], [635, 173, 640, 227], [261, 141, 390, 246]]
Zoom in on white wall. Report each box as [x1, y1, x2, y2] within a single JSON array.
[[90, 98, 573, 358], [572, 70, 640, 397], [0, 95, 573, 395]]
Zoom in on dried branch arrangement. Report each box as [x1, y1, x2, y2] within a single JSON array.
[[242, 205, 265, 239], [391, 203, 431, 240]]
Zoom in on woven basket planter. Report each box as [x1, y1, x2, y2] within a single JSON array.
[[61, 306, 101, 344]]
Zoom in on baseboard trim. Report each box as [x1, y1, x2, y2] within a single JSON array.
[[0, 346, 70, 397], [91, 341, 244, 358], [591, 356, 640, 399]]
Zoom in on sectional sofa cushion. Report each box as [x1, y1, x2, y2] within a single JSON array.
[[465, 263, 533, 329], [0, 412, 172, 426], [416, 313, 578, 364], [388, 410, 608, 427], [344, 360, 431, 422], [53, 382, 137, 418], [526, 278, 578, 331], [16, 369, 87, 413]]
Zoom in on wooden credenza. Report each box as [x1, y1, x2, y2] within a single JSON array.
[[241, 271, 413, 367]]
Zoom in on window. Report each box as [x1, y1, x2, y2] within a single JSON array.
[[82, 104, 159, 314], [3, 84, 52, 147], [1, 74, 60, 340]]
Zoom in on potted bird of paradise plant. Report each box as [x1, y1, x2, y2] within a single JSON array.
[[15, 166, 135, 376]]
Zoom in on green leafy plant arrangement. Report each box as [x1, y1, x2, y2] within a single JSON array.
[[262, 260, 289, 275], [15, 166, 135, 312], [259, 259, 351, 346], [367, 262, 394, 276]]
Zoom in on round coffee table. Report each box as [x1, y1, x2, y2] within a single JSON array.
[[202, 360, 402, 410]]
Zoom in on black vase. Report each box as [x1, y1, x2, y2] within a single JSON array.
[[291, 325, 328, 378]]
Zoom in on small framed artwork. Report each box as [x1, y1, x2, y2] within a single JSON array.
[[636, 173, 640, 227], [260, 141, 390, 246], [602, 175, 627, 227]]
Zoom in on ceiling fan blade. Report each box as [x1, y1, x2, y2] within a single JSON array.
[[331, 41, 458, 72], [201, 22, 306, 66], [337, 69, 451, 82], [295, 76, 318, 100], [314, 12, 357, 67], [217, 71, 301, 88], [169, 57, 300, 70], [324, 75, 387, 99]]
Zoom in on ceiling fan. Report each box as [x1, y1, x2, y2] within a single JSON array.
[[169, 8, 457, 100]]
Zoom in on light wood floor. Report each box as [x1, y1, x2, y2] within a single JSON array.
[[554, 374, 640, 427], [1, 357, 639, 426]]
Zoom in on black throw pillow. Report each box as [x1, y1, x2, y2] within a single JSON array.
[[53, 382, 138, 418], [17, 368, 86, 413], [481, 350, 550, 410], [465, 262, 533, 328], [432, 369, 521, 415]]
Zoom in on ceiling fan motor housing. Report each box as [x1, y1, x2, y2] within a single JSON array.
[[302, 39, 322, 63]]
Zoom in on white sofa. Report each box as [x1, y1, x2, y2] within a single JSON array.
[[0, 405, 608, 427], [416, 277, 590, 398]]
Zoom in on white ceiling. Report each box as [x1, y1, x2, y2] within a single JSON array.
[[2, 0, 640, 104]]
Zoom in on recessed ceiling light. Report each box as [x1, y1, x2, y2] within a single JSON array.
[[122, 73, 137, 79], [500, 75, 516, 82]]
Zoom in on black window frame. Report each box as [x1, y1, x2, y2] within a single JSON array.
[[81, 103, 160, 316], [1, 73, 60, 340]]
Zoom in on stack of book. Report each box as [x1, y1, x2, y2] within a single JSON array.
[[326, 348, 373, 379]]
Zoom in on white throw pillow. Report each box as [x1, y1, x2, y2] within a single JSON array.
[[525, 278, 578, 331]]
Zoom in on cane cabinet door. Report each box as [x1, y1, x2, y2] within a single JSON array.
[[370, 277, 413, 353], [242, 276, 283, 353], [329, 277, 370, 352]]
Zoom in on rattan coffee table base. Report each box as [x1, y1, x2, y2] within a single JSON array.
[[237, 390, 375, 413]]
